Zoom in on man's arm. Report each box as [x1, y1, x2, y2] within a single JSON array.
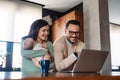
[[53, 40, 77, 72]]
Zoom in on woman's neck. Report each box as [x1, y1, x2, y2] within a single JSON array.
[[36, 38, 46, 43], [36, 39, 47, 48]]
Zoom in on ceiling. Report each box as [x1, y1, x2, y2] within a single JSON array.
[[27, 0, 120, 25], [27, 0, 82, 12]]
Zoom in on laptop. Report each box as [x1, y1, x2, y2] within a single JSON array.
[[63, 49, 109, 73]]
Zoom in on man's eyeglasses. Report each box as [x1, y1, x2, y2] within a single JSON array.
[[67, 29, 80, 36]]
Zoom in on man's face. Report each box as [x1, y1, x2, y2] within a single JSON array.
[[65, 24, 80, 44]]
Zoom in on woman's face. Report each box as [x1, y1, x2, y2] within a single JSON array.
[[37, 25, 49, 41]]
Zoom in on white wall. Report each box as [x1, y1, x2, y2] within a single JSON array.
[[83, 0, 101, 49]]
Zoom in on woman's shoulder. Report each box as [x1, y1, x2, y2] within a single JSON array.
[[46, 41, 53, 46], [46, 41, 53, 50]]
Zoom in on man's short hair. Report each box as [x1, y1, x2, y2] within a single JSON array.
[[66, 20, 80, 28]]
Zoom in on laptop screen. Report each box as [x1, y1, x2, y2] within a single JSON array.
[[72, 49, 109, 73]]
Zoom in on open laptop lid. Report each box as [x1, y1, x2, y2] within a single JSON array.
[[72, 49, 109, 73]]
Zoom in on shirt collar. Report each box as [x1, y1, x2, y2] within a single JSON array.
[[65, 37, 73, 46]]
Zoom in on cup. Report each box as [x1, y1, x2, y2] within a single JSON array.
[[39, 60, 50, 74]]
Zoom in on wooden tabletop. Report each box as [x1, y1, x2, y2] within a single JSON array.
[[0, 71, 120, 80]]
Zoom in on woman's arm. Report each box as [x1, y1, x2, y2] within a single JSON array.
[[46, 41, 54, 69], [21, 42, 46, 59]]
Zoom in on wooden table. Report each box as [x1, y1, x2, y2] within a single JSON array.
[[0, 71, 120, 80]]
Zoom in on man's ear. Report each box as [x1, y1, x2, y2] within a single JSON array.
[[65, 28, 67, 33]]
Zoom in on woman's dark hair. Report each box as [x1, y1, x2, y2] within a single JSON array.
[[66, 20, 80, 28], [22, 19, 49, 40]]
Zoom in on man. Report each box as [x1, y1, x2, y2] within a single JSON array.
[[53, 20, 85, 72]]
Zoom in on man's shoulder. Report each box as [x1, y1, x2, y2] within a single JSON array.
[[78, 40, 84, 43], [58, 36, 66, 41], [53, 36, 66, 45], [77, 40, 85, 46], [76, 40, 85, 49]]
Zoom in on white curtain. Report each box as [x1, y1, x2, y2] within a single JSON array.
[[0, 0, 42, 68], [0, 0, 42, 42]]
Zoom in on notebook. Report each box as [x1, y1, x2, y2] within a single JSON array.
[[63, 49, 109, 73]]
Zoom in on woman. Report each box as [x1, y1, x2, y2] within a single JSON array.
[[21, 19, 54, 72]]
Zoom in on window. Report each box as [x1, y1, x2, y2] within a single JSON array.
[[0, 0, 42, 71], [0, 41, 7, 68], [110, 23, 120, 71]]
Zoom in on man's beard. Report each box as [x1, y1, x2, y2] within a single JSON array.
[[67, 36, 78, 44]]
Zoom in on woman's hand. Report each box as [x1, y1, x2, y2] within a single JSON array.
[[31, 58, 41, 68], [44, 49, 51, 61], [31, 49, 51, 68]]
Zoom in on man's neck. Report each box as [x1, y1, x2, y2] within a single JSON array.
[[65, 37, 75, 46]]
